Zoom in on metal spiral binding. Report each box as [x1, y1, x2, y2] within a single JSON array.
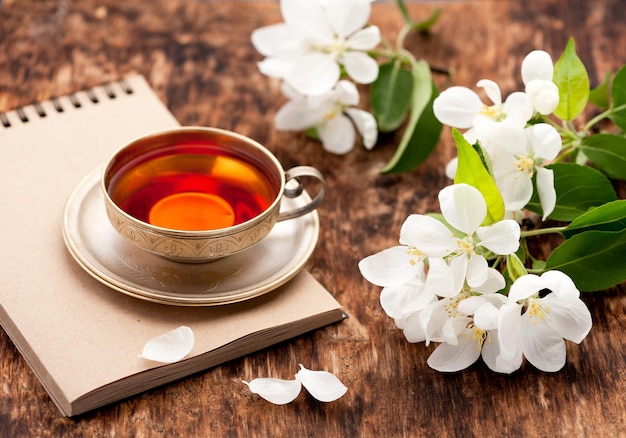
[[0, 77, 134, 128]]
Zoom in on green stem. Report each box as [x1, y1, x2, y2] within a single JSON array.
[[520, 226, 567, 238], [583, 108, 612, 132], [526, 268, 544, 274], [368, 47, 450, 75], [582, 103, 626, 133], [491, 255, 503, 270], [396, 24, 412, 50], [368, 48, 409, 64], [395, 0, 413, 26], [553, 146, 576, 163]]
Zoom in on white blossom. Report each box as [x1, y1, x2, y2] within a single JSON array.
[[521, 50, 560, 115], [275, 80, 377, 154], [251, 0, 380, 96], [402, 184, 520, 297], [477, 121, 561, 219], [433, 80, 533, 132], [497, 271, 592, 372], [424, 292, 508, 372]]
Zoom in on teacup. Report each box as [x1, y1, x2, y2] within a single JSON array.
[[102, 127, 325, 263]]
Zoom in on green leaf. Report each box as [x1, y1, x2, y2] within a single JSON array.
[[371, 61, 414, 133], [532, 258, 547, 272], [588, 70, 612, 110], [452, 129, 504, 224], [471, 142, 494, 176], [545, 228, 626, 291], [553, 38, 590, 121], [380, 60, 442, 174], [563, 200, 626, 239], [525, 163, 617, 221], [395, 0, 413, 25], [579, 134, 626, 180], [609, 65, 626, 130], [412, 7, 441, 32]]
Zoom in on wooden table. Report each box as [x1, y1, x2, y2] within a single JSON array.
[[1, 0, 625, 436]]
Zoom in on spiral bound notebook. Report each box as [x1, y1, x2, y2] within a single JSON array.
[[0, 75, 343, 416]]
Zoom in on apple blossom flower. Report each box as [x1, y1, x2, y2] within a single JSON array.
[[363, 182, 518, 362], [521, 50, 560, 115], [477, 121, 561, 219], [358, 238, 436, 340], [496, 271, 592, 372], [401, 184, 520, 297], [436, 49, 561, 187], [424, 291, 509, 372], [433, 79, 533, 132], [275, 80, 377, 154], [251, 0, 380, 96], [434, 80, 534, 182], [358, 243, 426, 289]]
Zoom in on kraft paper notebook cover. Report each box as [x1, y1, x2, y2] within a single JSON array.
[[0, 75, 344, 416]]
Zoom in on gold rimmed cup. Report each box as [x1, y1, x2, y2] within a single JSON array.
[[102, 127, 325, 263]]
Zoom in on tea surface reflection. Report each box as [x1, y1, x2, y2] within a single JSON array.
[[107, 145, 277, 231]]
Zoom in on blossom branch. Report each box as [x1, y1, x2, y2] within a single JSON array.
[[520, 226, 567, 238]]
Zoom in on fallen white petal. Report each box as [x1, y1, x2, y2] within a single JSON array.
[[243, 378, 302, 405], [140, 326, 195, 363], [296, 364, 348, 402]]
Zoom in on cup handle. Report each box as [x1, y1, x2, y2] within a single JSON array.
[[277, 166, 326, 222]]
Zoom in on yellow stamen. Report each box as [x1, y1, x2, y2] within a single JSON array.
[[479, 104, 506, 121], [455, 236, 475, 256], [323, 107, 339, 121], [465, 323, 487, 349], [526, 299, 550, 325], [444, 291, 473, 318], [328, 38, 346, 55], [515, 155, 535, 176], [406, 246, 424, 266]]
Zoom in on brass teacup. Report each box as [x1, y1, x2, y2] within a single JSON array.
[[102, 127, 325, 263]]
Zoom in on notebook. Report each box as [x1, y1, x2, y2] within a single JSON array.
[[0, 75, 344, 416]]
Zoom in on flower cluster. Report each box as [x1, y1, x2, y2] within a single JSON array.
[[252, 0, 380, 154], [252, 2, 626, 374], [434, 50, 561, 220], [360, 37, 626, 372], [359, 184, 592, 373], [252, 0, 446, 167]]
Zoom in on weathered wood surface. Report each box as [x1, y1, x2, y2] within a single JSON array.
[[1, 0, 626, 436]]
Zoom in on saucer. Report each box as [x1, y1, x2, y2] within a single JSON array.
[[62, 168, 320, 306]]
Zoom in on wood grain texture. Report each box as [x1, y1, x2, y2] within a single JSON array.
[[1, 0, 625, 436]]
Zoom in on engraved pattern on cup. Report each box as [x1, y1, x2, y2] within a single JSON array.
[[105, 202, 278, 262]]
